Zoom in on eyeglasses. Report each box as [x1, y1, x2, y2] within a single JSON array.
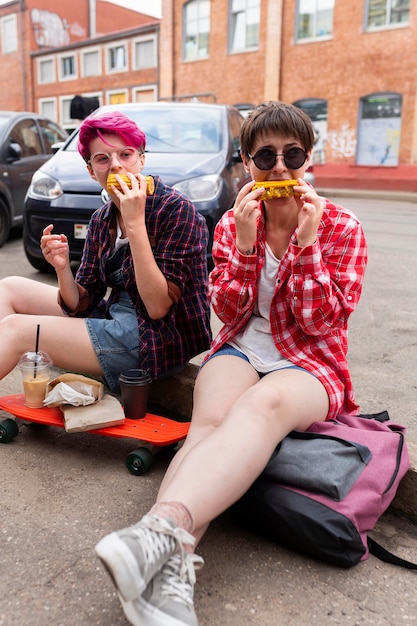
[[248, 146, 308, 171], [88, 147, 140, 170]]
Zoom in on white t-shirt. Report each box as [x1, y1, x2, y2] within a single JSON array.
[[228, 243, 294, 372]]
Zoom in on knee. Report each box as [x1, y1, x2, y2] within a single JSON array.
[[0, 313, 21, 338]]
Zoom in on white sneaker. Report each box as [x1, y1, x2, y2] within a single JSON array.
[[122, 552, 204, 626], [95, 515, 195, 603]]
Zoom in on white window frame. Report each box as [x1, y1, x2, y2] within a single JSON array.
[[60, 96, 77, 128], [365, 0, 410, 31], [38, 98, 57, 122], [81, 46, 101, 77], [132, 85, 158, 102], [106, 89, 129, 105], [296, 0, 334, 43], [106, 41, 128, 74], [229, 0, 260, 53], [182, 0, 210, 61], [58, 53, 78, 81], [1, 13, 18, 54], [37, 56, 56, 85], [132, 34, 157, 70]]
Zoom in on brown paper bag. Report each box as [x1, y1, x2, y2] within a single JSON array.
[[63, 393, 125, 432], [45, 373, 104, 406]]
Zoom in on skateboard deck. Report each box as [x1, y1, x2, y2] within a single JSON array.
[[0, 393, 190, 475]]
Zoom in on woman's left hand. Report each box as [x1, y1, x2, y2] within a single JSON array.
[[294, 179, 325, 248]]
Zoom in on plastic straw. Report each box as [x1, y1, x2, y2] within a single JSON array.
[[34, 324, 40, 379]]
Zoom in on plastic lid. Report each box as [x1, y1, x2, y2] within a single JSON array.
[[18, 351, 53, 368]]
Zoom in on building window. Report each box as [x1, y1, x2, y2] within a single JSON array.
[[133, 36, 157, 69], [229, 0, 260, 52], [133, 86, 158, 102], [366, 0, 409, 29], [293, 98, 328, 164], [107, 91, 128, 105], [59, 54, 77, 80], [1, 14, 18, 54], [38, 57, 55, 84], [82, 49, 101, 77], [183, 0, 210, 61], [296, 0, 334, 41], [356, 92, 402, 166], [107, 44, 127, 72], [39, 99, 57, 121]]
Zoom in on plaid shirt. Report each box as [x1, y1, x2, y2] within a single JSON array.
[[60, 176, 211, 379], [207, 198, 368, 420]]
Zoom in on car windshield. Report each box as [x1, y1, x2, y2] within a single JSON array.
[[66, 107, 223, 154]]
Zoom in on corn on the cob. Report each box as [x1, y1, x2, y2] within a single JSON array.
[[252, 179, 299, 199], [106, 174, 155, 195]]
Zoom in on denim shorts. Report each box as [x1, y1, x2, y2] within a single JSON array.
[[204, 343, 315, 378], [85, 292, 141, 392]]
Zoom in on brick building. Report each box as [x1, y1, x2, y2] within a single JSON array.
[[0, 0, 159, 131], [160, 0, 417, 191], [1, 0, 416, 190]]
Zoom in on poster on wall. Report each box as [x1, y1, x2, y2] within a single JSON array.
[[293, 99, 328, 164], [356, 94, 402, 166]]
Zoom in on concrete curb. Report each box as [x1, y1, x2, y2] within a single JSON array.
[[149, 363, 417, 518]]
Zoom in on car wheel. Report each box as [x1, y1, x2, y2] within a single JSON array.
[[0, 198, 11, 247]]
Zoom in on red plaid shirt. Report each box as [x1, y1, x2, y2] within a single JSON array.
[[206, 199, 368, 420]]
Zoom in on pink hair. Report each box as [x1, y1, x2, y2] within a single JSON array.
[[78, 111, 146, 162]]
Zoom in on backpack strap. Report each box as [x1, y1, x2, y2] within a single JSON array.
[[368, 537, 417, 569]]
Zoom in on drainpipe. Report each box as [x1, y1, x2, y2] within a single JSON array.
[[264, 0, 282, 101], [89, 0, 96, 38], [19, 0, 28, 110]]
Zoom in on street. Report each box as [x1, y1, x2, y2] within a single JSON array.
[[1, 194, 417, 625]]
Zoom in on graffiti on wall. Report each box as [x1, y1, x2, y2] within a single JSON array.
[[31, 9, 86, 48], [327, 123, 357, 159]]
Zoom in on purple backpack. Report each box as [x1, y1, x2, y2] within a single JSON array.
[[232, 412, 415, 568]]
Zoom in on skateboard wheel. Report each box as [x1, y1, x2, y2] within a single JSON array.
[[125, 447, 154, 476], [0, 418, 19, 443]]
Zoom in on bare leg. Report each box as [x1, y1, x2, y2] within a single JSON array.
[[0, 313, 104, 380], [0, 277, 103, 380], [0, 276, 63, 319], [156, 355, 329, 541]]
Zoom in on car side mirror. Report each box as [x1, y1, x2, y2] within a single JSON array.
[[7, 141, 22, 162], [51, 142, 65, 154]]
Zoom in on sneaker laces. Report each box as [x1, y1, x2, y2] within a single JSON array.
[[159, 553, 204, 606], [132, 515, 196, 571]]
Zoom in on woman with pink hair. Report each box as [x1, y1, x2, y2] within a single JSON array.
[[0, 111, 211, 392]]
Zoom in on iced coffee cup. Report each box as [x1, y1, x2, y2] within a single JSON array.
[[18, 351, 52, 408]]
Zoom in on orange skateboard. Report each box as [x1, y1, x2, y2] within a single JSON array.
[[0, 393, 190, 475]]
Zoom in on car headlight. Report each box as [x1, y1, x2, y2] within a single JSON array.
[[27, 170, 63, 200], [173, 175, 222, 202]]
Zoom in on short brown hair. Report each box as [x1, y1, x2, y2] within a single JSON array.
[[240, 101, 314, 158]]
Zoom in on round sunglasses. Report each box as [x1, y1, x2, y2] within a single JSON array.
[[248, 146, 308, 171]]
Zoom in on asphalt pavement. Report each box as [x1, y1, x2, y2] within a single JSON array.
[[1, 191, 417, 626]]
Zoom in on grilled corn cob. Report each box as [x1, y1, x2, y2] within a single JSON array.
[[252, 179, 299, 200], [106, 174, 155, 195]]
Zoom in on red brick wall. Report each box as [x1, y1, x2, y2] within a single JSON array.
[[171, 0, 266, 105]]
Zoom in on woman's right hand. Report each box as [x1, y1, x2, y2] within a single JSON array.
[[41, 224, 70, 271], [233, 180, 263, 254]]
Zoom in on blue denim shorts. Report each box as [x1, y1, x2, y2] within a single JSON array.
[[85, 292, 141, 392], [205, 343, 315, 378]]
